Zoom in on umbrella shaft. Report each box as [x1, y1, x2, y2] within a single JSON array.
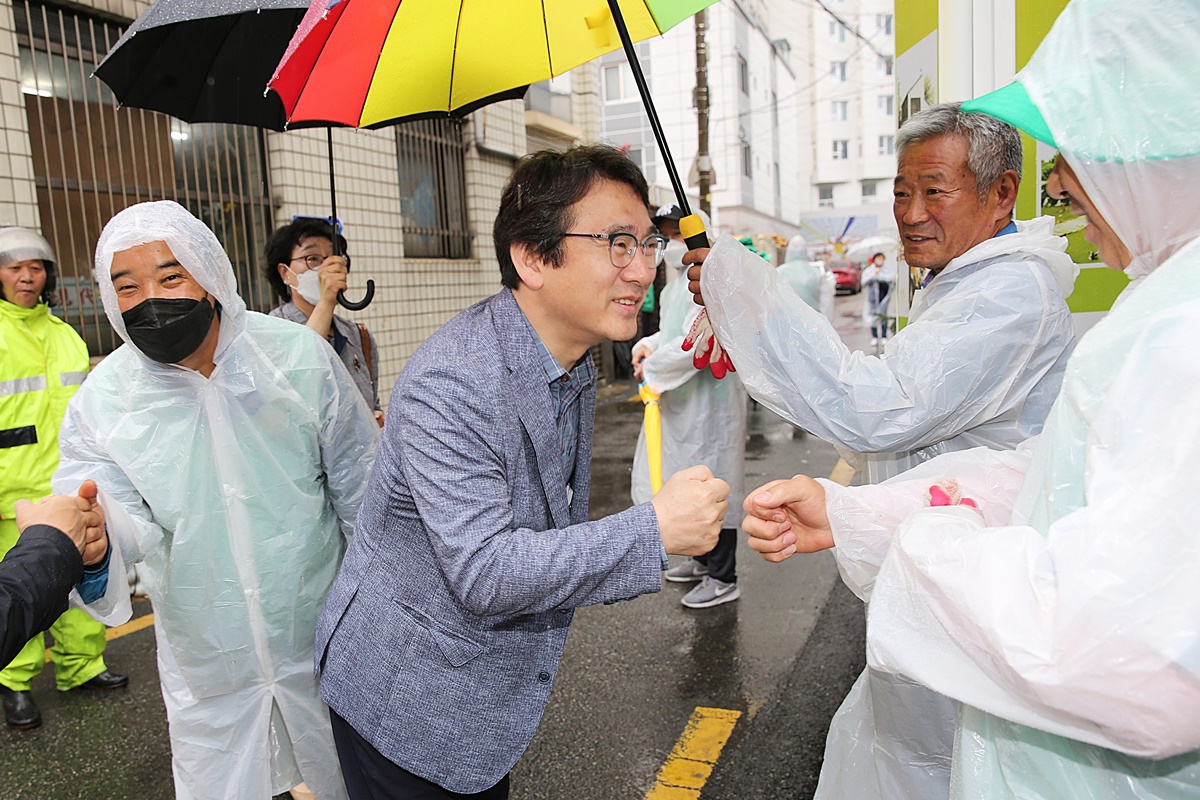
[[606, 0, 691, 216]]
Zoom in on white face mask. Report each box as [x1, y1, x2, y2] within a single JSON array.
[[663, 239, 688, 272], [286, 266, 322, 305]]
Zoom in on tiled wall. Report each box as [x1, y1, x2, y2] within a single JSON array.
[[0, 0, 39, 229]]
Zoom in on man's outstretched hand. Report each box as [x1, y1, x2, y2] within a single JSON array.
[[14, 480, 108, 566], [742, 476, 833, 562], [652, 465, 730, 556]]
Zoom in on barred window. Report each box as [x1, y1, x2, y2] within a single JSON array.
[[395, 119, 471, 260], [15, 0, 273, 357]]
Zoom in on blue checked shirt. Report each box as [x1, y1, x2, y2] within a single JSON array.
[[520, 314, 596, 486]]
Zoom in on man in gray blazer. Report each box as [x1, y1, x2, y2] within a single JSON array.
[[317, 144, 731, 799]]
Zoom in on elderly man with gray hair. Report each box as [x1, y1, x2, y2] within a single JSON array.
[[684, 103, 1079, 798]]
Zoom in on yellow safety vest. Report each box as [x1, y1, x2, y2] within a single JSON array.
[[0, 300, 89, 521]]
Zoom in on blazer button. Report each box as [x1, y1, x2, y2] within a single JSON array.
[[537, 671, 551, 684]]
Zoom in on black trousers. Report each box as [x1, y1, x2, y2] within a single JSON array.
[[694, 527, 738, 583], [329, 709, 510, 800]]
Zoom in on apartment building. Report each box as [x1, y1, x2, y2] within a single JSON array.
[[594, 0, 897, 256]]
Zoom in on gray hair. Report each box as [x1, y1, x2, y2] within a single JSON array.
[[897, 102, 1023, 202]]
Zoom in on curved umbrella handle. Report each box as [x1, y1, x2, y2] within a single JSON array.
[[336, 280, 375, 311]]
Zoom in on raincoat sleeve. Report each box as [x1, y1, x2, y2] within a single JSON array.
[[641, 300, 705, 393], [864, 332, 1200, 759], [699, 235, 1050, 454], [318, 354, 378, 540], [393, 360, 661, 619], [821, 443, 1032, 601], [52, 402, 163, 626]]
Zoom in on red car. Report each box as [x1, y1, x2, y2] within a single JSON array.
[[828, 260, 862, 294]]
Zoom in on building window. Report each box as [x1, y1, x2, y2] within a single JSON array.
[[878, 135, 895, 155], [831, 100, 848, 121], [742, 143, 752, 178], [818, 185, 835, 208], [737, 55, 749, 95], [603, 62, 636, 102], [828, 21, 846, 42], [830, 61, 847, 82], [396, 119, 471, 259], [877, 55, 894, 76], [832, 139, 849, 160], [862, 180, 877, 199], [878, 95, 894, 116], [15, 0, 272, 356], [876, 14, 894, 35], [624, 146, 643, 170]]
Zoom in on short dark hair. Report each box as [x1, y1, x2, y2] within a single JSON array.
[[494, 145, 650, 289], [264, 218, 348, 301]]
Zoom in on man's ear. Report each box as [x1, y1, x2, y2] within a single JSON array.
[[510, 243, 546, 290], [992, 169, 1020, 219]]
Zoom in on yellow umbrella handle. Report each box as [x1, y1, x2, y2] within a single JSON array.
[[639, 382, 663, 494]]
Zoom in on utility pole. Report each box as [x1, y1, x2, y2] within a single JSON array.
[[694, 9, 712, 216]]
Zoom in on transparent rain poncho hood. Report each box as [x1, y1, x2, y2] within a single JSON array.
[[820, 2, 1200, 798], [57, 201, 377, 800], [776, 234, 832, 315]]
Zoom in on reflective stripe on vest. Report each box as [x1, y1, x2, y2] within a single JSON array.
[[0, 376, 48, 397], [59, 371, 87, 386]]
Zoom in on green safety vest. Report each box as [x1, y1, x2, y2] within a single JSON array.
[[0, 300, 88, 522]]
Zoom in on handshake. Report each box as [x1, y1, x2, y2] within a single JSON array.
[[14, 480, 108, 566]]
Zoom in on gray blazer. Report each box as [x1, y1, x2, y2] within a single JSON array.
[[316, 289, 663, 793]]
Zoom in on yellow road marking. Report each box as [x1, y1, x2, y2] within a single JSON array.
[[106, 613, 154, 640], [645, 706, 742, 799], [43, 612, 154, 663]]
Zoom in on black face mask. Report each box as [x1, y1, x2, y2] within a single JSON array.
[[121, 297, 216, 365]]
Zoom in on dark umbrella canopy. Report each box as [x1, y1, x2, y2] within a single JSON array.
[[93, 0, 377, 307], [94, 0, 319, 131]]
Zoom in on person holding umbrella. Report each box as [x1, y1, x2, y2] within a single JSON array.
[[744, 0, 1200, 797], [266, 218, 384, 426]]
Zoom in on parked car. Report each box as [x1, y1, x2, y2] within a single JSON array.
[[828, 260, 862, 294]]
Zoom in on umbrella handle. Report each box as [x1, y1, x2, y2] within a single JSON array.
[[337, 280, 375, 311]]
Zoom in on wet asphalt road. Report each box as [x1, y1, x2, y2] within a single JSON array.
[[2, 295, 875, 800]]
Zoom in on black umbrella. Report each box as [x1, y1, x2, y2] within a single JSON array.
[[94, 0, 377, 309]]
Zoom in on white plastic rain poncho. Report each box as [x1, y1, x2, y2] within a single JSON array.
[[699, 218, 1077, 484], [776, 234, 835, 321], [818, 1, 1200, 797], [55, 201, 377, 800], [632, 243, 747, 525]]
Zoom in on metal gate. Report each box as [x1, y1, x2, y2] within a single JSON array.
[[14, 0, 274, 356]]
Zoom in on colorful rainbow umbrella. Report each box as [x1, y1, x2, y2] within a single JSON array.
[[270, 0, 717, 238]]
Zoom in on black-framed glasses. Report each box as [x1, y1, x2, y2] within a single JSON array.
[[289, 253, 350, 271], [562, 232, 669, 268]]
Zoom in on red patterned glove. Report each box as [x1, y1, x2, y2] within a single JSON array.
[[682, 309, 736, 379]]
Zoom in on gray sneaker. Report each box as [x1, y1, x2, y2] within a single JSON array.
[[664, 558, 709, 583], [681, 576, 740, 608]]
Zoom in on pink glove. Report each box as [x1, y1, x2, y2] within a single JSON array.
[[926, 478, 979, 509], [682, 309, 736, 379]]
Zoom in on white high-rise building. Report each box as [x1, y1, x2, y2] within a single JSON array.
[[595, 0, 898, 255]]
